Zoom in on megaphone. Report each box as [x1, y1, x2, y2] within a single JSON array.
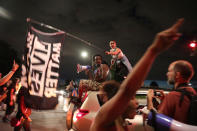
[[147, 112, 197, 131], [77, 64, 91, 73]]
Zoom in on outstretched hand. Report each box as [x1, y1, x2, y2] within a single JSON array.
[[150, 18, 184, 54], [140, 106, 150, 115], [12, 60, 19, 72], [105, 51, 110, 55]]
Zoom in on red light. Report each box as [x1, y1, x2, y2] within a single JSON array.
[[73, 109, 89, 122], [188, 41, 197, 56], [189, 41, 196, 48]]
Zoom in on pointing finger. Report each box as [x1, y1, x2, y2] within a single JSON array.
[[170, 18, 184, 31]]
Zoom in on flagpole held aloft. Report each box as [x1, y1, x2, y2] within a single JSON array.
[[26, 18, 104, 52]]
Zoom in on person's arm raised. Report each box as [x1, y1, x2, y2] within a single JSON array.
[[0, 60, 19, 86], [91, 18, 184, 130], [105, 48, 121, 55]]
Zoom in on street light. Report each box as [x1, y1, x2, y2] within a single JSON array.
[[81, 51, 88, 58]]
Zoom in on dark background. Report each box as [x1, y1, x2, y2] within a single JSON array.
[[0, 0, 196, 83]]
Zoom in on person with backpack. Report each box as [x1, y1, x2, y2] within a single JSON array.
[[90, 18, 185, 131], [147, 60, 197, 124]]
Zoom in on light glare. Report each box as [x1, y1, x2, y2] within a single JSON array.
[[81, 51, 88, 58], [0, 7, 12, 20], [190, 43, 196, 48]]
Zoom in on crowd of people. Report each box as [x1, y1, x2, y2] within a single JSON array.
[[89, 18, 184, 130], [0, 61, 32, 131], [1, 18, 197, 131], [68, 18, 197, 130]]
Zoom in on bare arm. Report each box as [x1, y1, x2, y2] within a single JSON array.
[[20, 96, 27, 117], [105, 48, 121, 55], [85, 69, 94, 80], [20, 96, 31, 121], [147, 89, 155, 110], [9, 88, 15, 106], [0, 60, 19, 86], [91, 18, 184, 130], [101, 64, 109, 81]]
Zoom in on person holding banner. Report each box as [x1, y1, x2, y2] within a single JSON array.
[[0, 60, 19, 86], [12, 87, 32, 131], [90, 18, 184, 131]]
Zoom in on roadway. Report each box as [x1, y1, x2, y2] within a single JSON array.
[[0, 88, 162, 131], [0, 95, 67, 131]]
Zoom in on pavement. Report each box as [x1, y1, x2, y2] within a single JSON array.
[[0, 89, 152, 131], [0, 95, 67, 131]]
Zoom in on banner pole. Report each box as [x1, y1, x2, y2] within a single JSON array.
[[27, 18, 104, 52]]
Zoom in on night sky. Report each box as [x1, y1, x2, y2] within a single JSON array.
[[0, 0, 196, 81]]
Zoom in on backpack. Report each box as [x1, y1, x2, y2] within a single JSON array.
[[175, 88, 197, 125]]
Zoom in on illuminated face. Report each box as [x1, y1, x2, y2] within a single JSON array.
[[109, 41, 116, 49], [166, 63, 176, 85], [94, 56, 102, 65]]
